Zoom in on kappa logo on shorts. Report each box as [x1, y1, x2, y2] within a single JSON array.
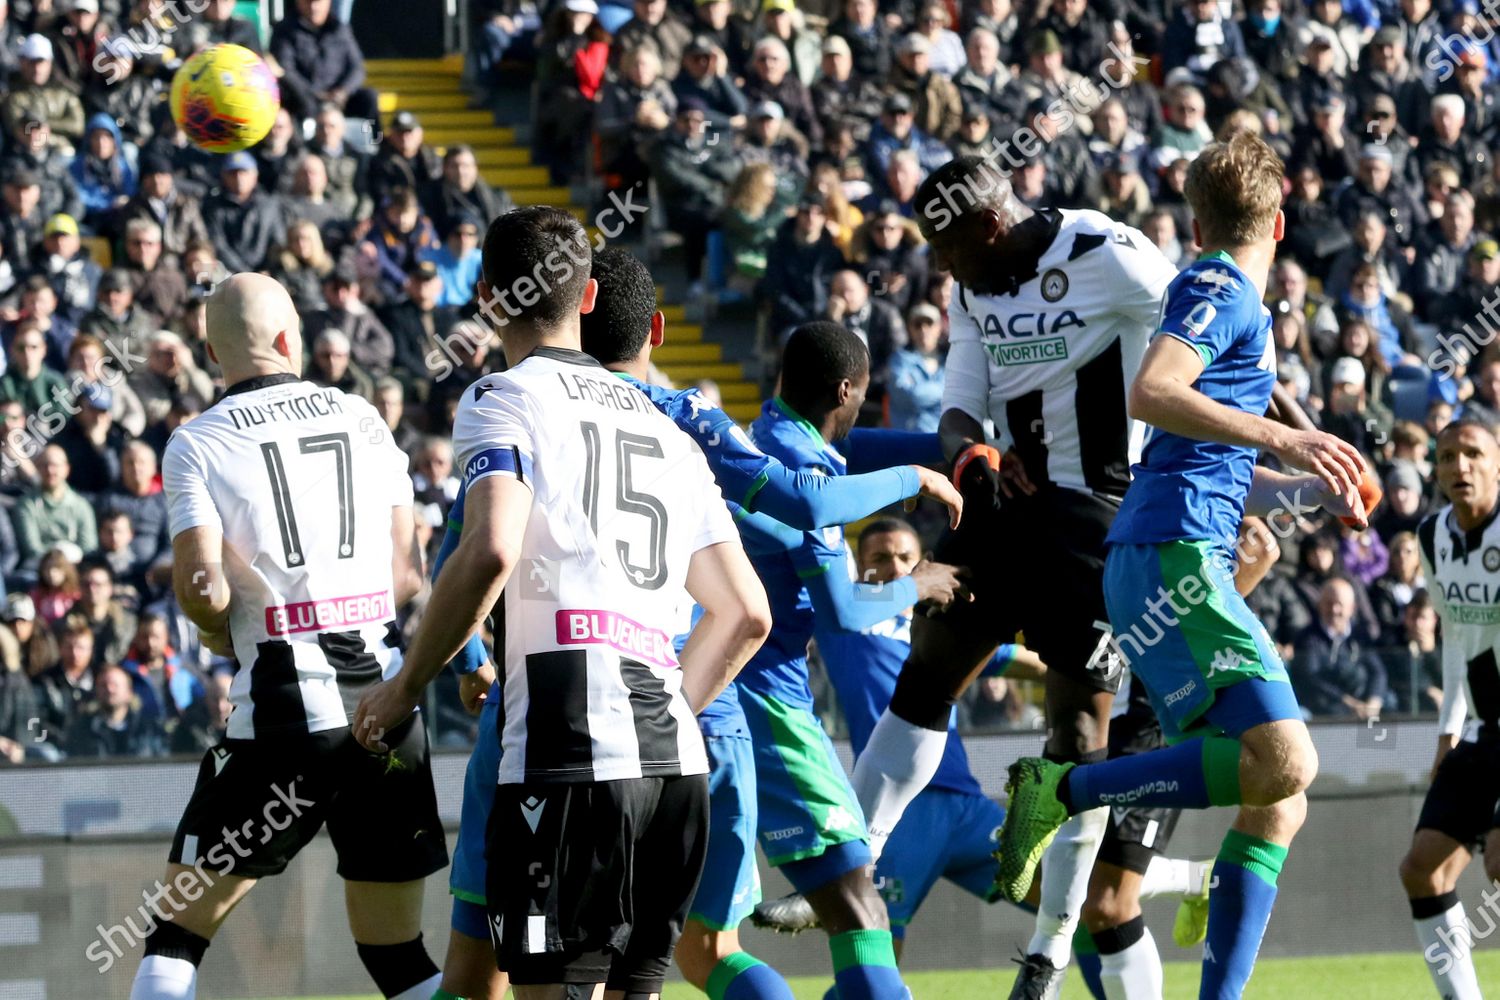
[[1207, 649, 1247, 679], [822, 806, 858, 833], [520, 796, 546, 834]]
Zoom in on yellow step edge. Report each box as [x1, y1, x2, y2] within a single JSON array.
[[710, 382, 760, 402], [378, 92, 471, 113], [652, 343, 722, 363], [366, 55, 464, 74], [723, 403, 762, 422], [366, 77, 467, 94], [428, 127, 516, 146], [666, 323, 702, 343], [399, 111, 497, 129], [507, 186, 576, 206], [480, 166, 550, 187], [660, 304, 686, 323], [456, 146, 533, 166], [657, 362, 744, 382]]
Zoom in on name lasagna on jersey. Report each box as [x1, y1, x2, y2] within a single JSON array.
[[163, 375, 414, 739], [453, 347, 737, 785], [941, 209, 1177, 498], [1420, 506, 1500, 736]]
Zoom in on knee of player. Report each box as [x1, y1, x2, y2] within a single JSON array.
[[1398, 848, 1446, 896], [1081, 888, 1129, 931], [1483, 851, 1500, 885], [672, 924, 724, 989]]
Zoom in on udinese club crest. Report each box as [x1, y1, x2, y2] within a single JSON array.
[[1484, 546, 1500, 572], [1041, 268, 1069, 302]]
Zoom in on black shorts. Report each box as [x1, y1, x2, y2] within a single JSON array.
[[168, 713, 447, 882], [486, 773, 709, 992], [1417, 737, 1500, 849], [932, 484, 1123, 694], [1096, 701, 1180, 875]]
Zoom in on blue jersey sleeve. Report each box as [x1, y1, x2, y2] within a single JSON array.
[[836, 428, 944, 472], [788, 525, 919, 633], [980, 644, 1019, 677], [660, 389, 776, 509], [432, 487, 489, 677], [1155, 264, 1252, 369]]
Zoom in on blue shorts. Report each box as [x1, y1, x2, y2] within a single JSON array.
[[737, 686, 868, 869], [1105, 540, 1299, 742], [687, 729, 762, 930], [450, 693, 501, 919], [877, 788, 1005, 938]]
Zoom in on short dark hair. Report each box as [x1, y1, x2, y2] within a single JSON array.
[[1437, 416, 1500, 447], [914, 154, 1012, 236], [857, 516, 918, 552], [480, 207, 592, 331], [580, 247, 657, 365], [779, 321, 869, 413]]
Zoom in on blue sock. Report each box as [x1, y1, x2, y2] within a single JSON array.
[[705, 953, 796, 1000], [1066, 737, 1241, 811], [1073, 923, 1105, 1000], [830, 929, 908, 1000], [1200, 829, 1287, 1000], [822, 987, 839, 1000]]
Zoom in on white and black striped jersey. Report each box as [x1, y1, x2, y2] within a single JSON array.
[[1419, 505, 1500, 737], [942, 209, 1177, 498], [454, 347, 736, 785], [163, 374, 414, 739]]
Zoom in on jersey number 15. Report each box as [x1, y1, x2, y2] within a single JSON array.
[[580, 421, 669, 591]]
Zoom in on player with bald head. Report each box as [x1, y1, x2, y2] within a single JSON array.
[[129, 273, 448, 1000]]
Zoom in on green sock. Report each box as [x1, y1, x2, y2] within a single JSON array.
[[1202, 737, 1243, 807], [430, 989, 465, 1000], [1218, 827, 1289, 887], [707, 952, 766, 1000], [1073, 922, 1098, 955]]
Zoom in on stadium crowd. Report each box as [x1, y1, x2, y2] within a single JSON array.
[[0, 0, 1485, 762]]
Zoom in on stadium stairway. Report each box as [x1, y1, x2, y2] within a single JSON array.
[[364, 55, 765, 424]]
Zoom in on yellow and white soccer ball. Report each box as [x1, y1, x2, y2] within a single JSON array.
[[170, 43, 281, 154]]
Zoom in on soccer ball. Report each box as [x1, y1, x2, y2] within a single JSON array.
[[170, 44, 281, 154]]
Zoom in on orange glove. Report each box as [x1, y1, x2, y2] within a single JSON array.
[[952, 443, 1002, 491], [1340, 463, 1384, 529]]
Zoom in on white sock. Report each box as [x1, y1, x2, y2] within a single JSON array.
[[388, 972, 443, 999], [1415, 900, 1483, 1000], [851, 710, 948, 862], [1026, 805, 1108, 965], [1139, 856, 1194, 899], [130, 954, 197, 1000], [1100, 926, 1164, 1000]]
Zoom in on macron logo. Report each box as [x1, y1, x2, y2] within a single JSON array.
[[520, 796, 545, 834]]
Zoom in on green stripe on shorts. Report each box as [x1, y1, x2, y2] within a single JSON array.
[[1155, 539, 1273, 690], [758, 693, 865, 865]]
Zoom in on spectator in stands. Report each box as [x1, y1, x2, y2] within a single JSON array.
[[595, 46, 676, 193], [0, 615, 39, 762], [1371, 529, 1424, 636], [1163, 0, 1245, 83], [9, 276, 76, 372], [912, 1, 965, 76], [1375, 460, 1431, 541], [271, 218, 338, 315], [808, 161, 862, 256], [1242, 0, 1298, 86], [0, 171, 45, 272], [830, 0, 892, 81], [280, 154, 347, 242], [1291, 576, 1388, 719], [738, 101, 809, 206], [308, 262, 399, 376], [853, 200, 926, 315], [67, 334, 145, 438], [810, 35, 882, 145], [887, 32, 960, 144], [308, 327, 374, 399], [52, 382, 123, 499], [79, 268, 156, 360], [865, 147, 924, 215], [952, 28, 1009, 126], [1337, 267, 1416, 373], [171, 661, 233, 754], [422, 211, 483, 309], [0, 401, 40, 498], [950, 103, 995, 159], [1025, 97, 1098, 208], [886, 302, 944, 432], [673, 35, 748, 133], [83, 45, 159, 148], [1323, 352, 1395, 456], [201, 0, 262, 52], [309, 104, 371, 221], [1381, 589, 1442, 712], [373, 375, 423, 458], [120, 218, 187, 327], [94, 510, 146, 598], [1290, 93, 1359, 188], [75, 559, 136, 668], [202, 152, 284, 273], [379, 258, 454, 377], [966, 673, 1042, 730], [865, 93, 951, 190], [426, 320, 496, 428], [427, 146, 513, 245], [721, 162, 781, 290], [1341, 514, 1390, 587], [1337, 144, 1421, 250], [760, 194, 845, 338], [759, 0, 821, 87], [1098, 152, 1152, 229], [1434, 240, 1500, 354], [66, 661, 162, 757], [121, 609, 194, 723], [122, 154, 209, 262], [1294, 531, 1382, 643], [369, 111, 443, 207], [614, 0, 691, 79], [100, 441, 168, 570], [13, 444, 96, 574], [650, 98, 741, 293], [1416, 189, 1478, 317], [363, 187, 440, 304], [2, 35, 85, 145], [30, 546, 79, 625], [536, 2, 611, 186], [33, 213, 99, 323], [251, 109, 305, 198], [4, 112, 85, 226], [828, 269, 904, 396], [69, 113, 137, 230], [33, 613, 93, 736], [1, 323, 68, 414], [743, 36, 821, 148], [1415, 93, 1488, 190], [690, 0, 753, 79], [270, 0, 378, 122], [128, 330, 213, 428], [413, 434, 460, 517], [1140, 208, 1189, 269], [1088, 98, 1147, 167], [1153, 84, 1213, 164]]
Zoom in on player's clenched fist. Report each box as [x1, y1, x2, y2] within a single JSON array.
[[910, 559, 972, 610]]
